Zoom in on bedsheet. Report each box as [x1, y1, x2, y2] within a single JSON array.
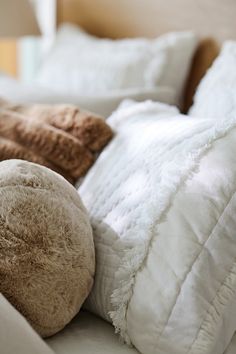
[[0, 284, 235, 354], [46, 310, 236, 354], [0, 74, 176, 117], [46, 311, 138, 354]]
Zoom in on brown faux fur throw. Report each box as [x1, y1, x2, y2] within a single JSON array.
[[0, 99, 113, 183], [0, 100, 113, 152], [0, 110, 93, 179], [0, 137, 73, 183]]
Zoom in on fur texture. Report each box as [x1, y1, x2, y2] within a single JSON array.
[[0, 100, 113, 152], [0, 99, 113, 183], [0, 137, 73, 183], [0, 109, 94, 179], [0, 160, 95, 337], [0, 137, 74, 183]]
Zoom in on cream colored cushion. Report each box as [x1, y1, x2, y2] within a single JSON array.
[[0, 294, 55, 354], [0, 159, 95, 337]]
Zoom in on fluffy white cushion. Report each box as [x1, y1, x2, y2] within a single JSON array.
[[35, 24, 197, 105], [79, 101, 236, 354], [189, 41, 236, 119], [0, 74, 176, 118], [0, 160, 95, 337]]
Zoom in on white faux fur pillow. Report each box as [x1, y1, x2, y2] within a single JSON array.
[[79, 101, 236, 354]]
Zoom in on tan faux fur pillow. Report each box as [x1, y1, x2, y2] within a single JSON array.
[[0, 160, 95, 337]]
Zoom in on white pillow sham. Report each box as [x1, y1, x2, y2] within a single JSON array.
[[36, 24, 197, 105], [79, 100, 236, 354], [189, 41, 236, 119], [0, 74, 175, 117]]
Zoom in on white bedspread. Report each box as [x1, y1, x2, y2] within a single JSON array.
[[47, 317, 236, 354], [46, 311, 138, 354]]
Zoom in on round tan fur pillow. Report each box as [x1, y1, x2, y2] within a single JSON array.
[[0, 159, 95, 337]]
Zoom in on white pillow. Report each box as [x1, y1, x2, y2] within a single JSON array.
[[79, 100, 236, 354], [189, 41, 236, 119], [36, 24, 197, 105], [0, 74, 175, 118]]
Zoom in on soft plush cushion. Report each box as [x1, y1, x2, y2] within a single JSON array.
[[79, 101, 236, 354], [46, 312, 236, 354], [35, 24, 197, 105], [0, 160, 95, 337], [0, 74, 176, 118], [189, 41, 236, 119]]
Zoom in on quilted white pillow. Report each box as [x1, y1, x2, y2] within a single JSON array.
[[79, 101, 236, 354], [36, 24, 197, 106], [189, 41, 236, 119]]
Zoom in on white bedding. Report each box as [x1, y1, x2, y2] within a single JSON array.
[[0, 293, 235, 354], [46, 312, 236, 354], [0, 74, 176, 117], [1, 72, 236, 354], [46, 311, 138, 354]]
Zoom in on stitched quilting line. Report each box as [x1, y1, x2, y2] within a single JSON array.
[[188, 260, 236, 354], [153, 189, 236, 353]]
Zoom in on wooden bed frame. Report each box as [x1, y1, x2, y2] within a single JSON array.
[[56, 0, 236, 110]]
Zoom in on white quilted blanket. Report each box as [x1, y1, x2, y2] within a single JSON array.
[[79, 101, 236, 354]]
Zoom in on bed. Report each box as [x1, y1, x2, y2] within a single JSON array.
[[48, 1, 236, 353], [1, 1, 236, 354]]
